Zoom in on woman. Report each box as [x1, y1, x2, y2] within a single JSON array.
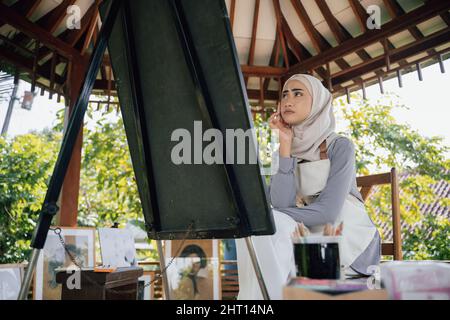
[[236, 74, 381, 300]]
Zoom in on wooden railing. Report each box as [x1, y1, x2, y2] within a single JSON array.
[[220, 260, 239, 300], [357, 168, 403, 260]]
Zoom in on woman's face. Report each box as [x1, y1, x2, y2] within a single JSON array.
[[280, 80, 312, 125]]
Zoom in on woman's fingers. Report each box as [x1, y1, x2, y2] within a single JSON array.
[[323, 224, 332, 236], [335, 222, 344, 236], [268, 112, 278, 129]]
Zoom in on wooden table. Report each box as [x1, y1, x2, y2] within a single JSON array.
[[56, 267, 143, 300]]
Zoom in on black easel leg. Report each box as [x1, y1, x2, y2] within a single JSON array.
[[18, 0, 123, 300]]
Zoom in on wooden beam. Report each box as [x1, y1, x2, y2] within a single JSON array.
[[39, 3, 98, 60], [441, 11, 450, 26], [57, 59, 87, 227], [331, 27, 450, 87], [7, 0, 76, 55], [316, 0, 346, 43], [0, 0, 42, 29], [0, 2, 81, 59], [290, 0, 364, 84], [349, 0, 407, 66], [247, 89, 278, 101], [38, 4, 98, 81], [383, 0, 436, 57], [241, 65, 286, 77], [390, 167, 403, 260], [278, 13, 331, 82], [229, 0, 236, 31], [290, 0, 328, 53], [248, 0, 260, 65], [337, 46, 450, 94], [0, 45, 65, 85], [81, 5, 99, 55], [245, 0, 260, 85], [263, 36, 280, 92], [272, 0, 289, 68], [349, 0, 369, 33], [280, 16, 307, 62], [316, 0, 385, 83], [39, 0, 77, 34], [287, 0, 450, 76], [316, 0, 374, 63]]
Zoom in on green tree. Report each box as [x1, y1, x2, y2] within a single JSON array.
[[0, 131, 61, 263], [333, 93, 449, 260]]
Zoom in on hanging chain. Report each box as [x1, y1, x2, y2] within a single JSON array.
[[49, 222, 194, 297]]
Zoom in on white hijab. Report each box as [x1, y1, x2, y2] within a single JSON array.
[[282, 74, 339, 161]]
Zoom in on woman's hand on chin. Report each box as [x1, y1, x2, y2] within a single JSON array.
[[269, 103, 293, 157]]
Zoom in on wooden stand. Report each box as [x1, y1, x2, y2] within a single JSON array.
[[56, 267, 143, 300]]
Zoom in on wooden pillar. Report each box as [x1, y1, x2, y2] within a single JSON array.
[[56, 58, 88, 227], [391, 167, 403, 260]]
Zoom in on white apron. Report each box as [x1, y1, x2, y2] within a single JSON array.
[[236, 140, 377, 300]]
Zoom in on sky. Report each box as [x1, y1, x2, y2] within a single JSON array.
[[1, 59, 449, 157]]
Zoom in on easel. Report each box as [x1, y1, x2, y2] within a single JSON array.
[[18, 0, 270, 300]]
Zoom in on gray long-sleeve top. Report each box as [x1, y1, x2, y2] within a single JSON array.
[[269, 136, 381, 275]]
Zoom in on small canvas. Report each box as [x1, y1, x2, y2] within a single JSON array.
[[0, 264, 24, 300], [98, 228, 137, 268], [34, 227, 95, 300], [165, 239, 220, 300]]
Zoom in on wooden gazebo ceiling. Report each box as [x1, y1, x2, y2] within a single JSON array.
[[0, 0, 449, 113]]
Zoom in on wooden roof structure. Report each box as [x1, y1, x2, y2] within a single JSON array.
[[0, 0, 449, 116]]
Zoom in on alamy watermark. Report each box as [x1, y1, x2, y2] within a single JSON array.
[[366, 265, 382, 290], [170, 121, 279, 175], [366, 5, 381, 30], [66, 5, 81, 30]]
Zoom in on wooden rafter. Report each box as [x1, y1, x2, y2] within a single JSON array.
[[280, 16, 304, 62], [272, 0, 290, 68], [290, 0, 364, 87], [39, 3, 98, 60], [316, 0, 373, 62], [6, 0, 76, 53], [383, 0, 436, 57], [39, 0, 77, 34], [263, 35, 280, 93], [0, 0, 41, 29], [278, 14, 341, 90], [316, 0, 386, 86], [81, 4, 100, 55], [0, 45, 65, 88], [441, 11, 450, 26], [349, 0, 370, 33], [229, 0, 236, 31], [350, 0, 404, 68], [348, 0, 407, 63], [290, 0, 328, 53], [287, 0, 450, 76], [0, 2, 81, 59], [241, 65, 286, 77], [245, 0, 260, 85], [332, 27, 450, 87], [339, 46, 450, 95]]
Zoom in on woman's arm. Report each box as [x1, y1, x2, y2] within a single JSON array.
[[268, 154, 297, 208], [271, 137, 357, 226]]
